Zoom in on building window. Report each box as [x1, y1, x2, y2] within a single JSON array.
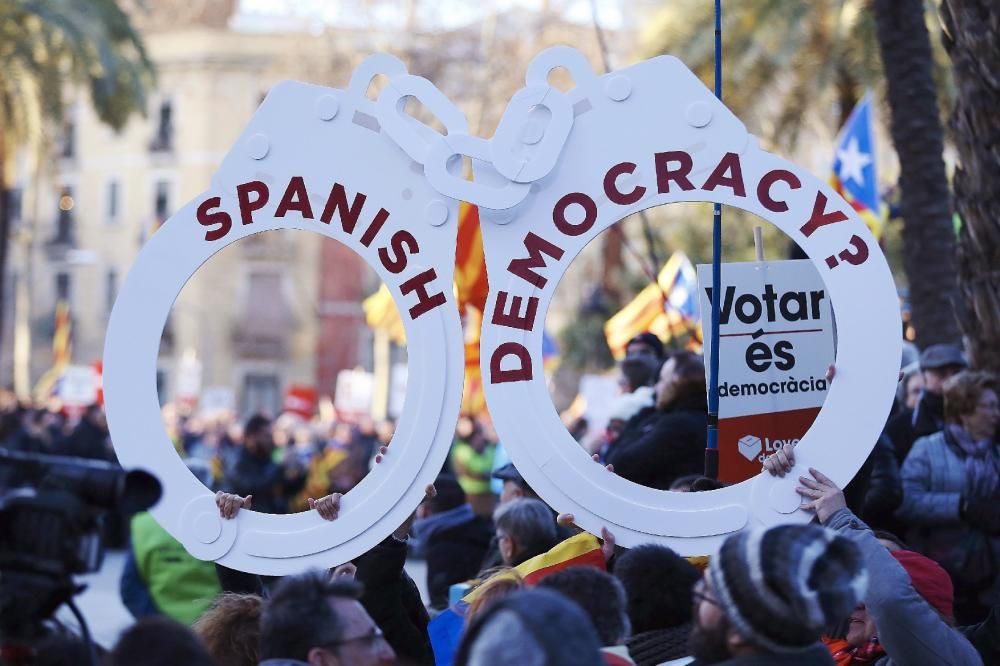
[[151, 99, 173, 152], [107, 180, 120, 222], [154, 180, 170, 223], [55, 271, 72, 305], [55, 186, 75, 244], [241, 373, 280, 417], [60, 120, 75, 158], [105, 269, 118, 313], [7, 187, 21, 226]]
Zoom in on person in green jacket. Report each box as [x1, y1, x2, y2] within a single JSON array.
[[119, 459, 222, 625]]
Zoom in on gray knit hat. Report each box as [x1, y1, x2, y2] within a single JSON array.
[[708, 524, 867, 652]]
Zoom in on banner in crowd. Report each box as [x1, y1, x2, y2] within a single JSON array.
[[697, 260, 835, 483]]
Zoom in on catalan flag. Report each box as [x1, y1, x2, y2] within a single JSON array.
[[363, 285, 406, 345], [34, 301, 72, 399], [428, 532, 605, 664], [604, 251, 701, 359], [831, 93, 886, 240], [454, 201, 489, 313]]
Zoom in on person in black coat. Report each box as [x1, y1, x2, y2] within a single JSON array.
[[606, 351, 708, 490], [410, 474, 493, 610], [883, 344, 966, 464]]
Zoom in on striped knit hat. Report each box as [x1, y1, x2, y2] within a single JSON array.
[[708, 524, 868, 652]]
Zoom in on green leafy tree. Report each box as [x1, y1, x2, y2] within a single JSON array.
[[0, 0, 154, 352]]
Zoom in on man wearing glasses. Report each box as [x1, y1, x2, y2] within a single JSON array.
[[258, 571, 395, 666]]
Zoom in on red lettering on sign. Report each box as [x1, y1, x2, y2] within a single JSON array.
[[702, 152, 747, 197], [197, 197, 232, 242], [360, 207, 389, 248], [553, 192, 597, 237], [400, 268, 446, 320], [825, 235, 870, 269], [320, 183, 366, 234], [508, 232, 565, 289], [237, 181, 269, 226], [491, 292, 539, 331], [757, 169, 802, 213], [274, 176, 315, 219], [604, 162, 646, 205], [800, 191, 848, 237], [654, 151, 695, 193], [378, 230, 419, 274], [490, 342, 533, 383]]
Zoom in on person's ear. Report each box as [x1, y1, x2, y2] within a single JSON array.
[[726, 626, 752, 654], [499, 535, 514, 562], [307, 647, 339, 666]]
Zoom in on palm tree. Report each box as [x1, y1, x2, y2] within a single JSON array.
[[642, 0, 885, 150], [0, 0, 154, 357], [872, 0, 961, 347], [941, 0, 1000, 372]]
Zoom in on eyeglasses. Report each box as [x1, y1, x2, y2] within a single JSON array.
[[692, 580, 720, 608], [323, 627, 386, 649]]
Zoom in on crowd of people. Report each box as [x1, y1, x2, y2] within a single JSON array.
[[1, 329, 998, 666]]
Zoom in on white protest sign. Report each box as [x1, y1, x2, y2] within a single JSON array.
[[697, 260, 835, 482], [200, 387, 236, 414], [59, 364, 99, 407], [334, 369, 374, 418], [103, 47, 901, 570], [104, 54, 464, 574], [478, 47, 900, 555]]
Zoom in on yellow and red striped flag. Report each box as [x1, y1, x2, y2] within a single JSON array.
[[34, 301, 72, 399]]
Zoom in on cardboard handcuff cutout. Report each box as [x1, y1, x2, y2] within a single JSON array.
[[103, 47, 900, 574]]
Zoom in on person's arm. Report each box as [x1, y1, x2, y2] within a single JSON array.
[[896, 437, 962, 525], [119, 542, 160, 619], [764, 447, 982, 666], [825, 508, 982, 666]]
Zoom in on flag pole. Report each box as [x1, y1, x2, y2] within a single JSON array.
[[705, 0, 723, 480]]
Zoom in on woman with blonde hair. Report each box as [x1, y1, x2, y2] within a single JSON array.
[[192, 592, 263, 666]]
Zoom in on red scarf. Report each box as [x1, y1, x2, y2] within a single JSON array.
[[823, 636, 886, 665]]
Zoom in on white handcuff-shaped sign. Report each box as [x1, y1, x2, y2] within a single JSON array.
[[104, 48, 900, 573]]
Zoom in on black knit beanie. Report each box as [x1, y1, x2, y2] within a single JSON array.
[[708, 524, 867, 652]]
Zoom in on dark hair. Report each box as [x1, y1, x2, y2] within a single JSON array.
[[538, 567, 630, 645], [193, 593, 263, 666], [455, 589, 605, 666], [669, 474, 702, 491], [260, 571, 363, 661], [613, 544, 700, 634], [666, 351, 707, 402], [872, 529, 910, 551], [627, 332, 665, 360], [109, 616, 215, 666], [620, 358, 656, 391], [690, 476, 726, 492], [244, 413, 271, 438], [427, 473, 466, 514]]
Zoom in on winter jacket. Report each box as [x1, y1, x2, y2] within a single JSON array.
[[606, 392, 707, 490], [122, 512, 221, 624], [858, 434, 902, 530], [412, 505, 494, 609], [884, 391, 945, 463], [626, 624, 691, 666], [896, 431, 999, 591], [701, 643, 834, 665], [826, 508, 982, 666], [354, 535, 433, 665]]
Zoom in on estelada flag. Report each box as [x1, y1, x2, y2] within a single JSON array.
[[604, 251, 701, 359], [831, 93, 886, 240], [34, 300, 72, 399]]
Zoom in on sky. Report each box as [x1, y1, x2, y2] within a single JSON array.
[[234, 0, 628, 33]]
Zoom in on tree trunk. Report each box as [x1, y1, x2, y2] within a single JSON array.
[[873, 0, 961, 348], [0, 136, 10, 381], [941, 0, 1000, 374]]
